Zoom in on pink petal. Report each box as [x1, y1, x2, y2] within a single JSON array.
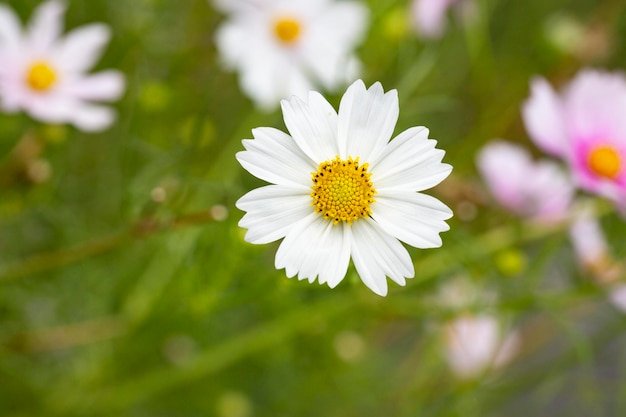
[[521, 77, 568, 157]]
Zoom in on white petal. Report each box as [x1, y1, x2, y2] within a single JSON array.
[[275, 213, 351, 287], [322, 223, 351, 288], [349, 218, 414, 296], [281, 91, 339, 163], [236, 185, 312, 244], [216, 15, 310, 110], [275, 213, 319, 279], [27, 0, 65, 51], [215, 19, 253, 68], [302, 2, 368, 90], [212, 0, 262, 13], [238, 46, 310, 110], [64, 70, 125, 101], [0, 4, 22, 50], [371, 191, 452, 249], [337, 80, 399, 162], [370, 126, 452, 192], [236, 127, 316, 189], [521, 77, 567, 157], [25, 93, 78, 123], [56, 24, 112, 72], [317, 1, 368, 48], [70, 103, 116, 132]]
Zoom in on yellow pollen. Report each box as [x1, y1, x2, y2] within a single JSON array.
[[588, 145, 621, 179], [26, 61, 57, 92], [273, 17, 301, 44], [311, 156, 377, 225]]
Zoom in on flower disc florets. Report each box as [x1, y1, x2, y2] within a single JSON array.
[[26, 61, 58, 92], [311, 156, 376, 225], [587, 145, 621, 180]]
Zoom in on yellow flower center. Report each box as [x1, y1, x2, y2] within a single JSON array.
[[273, 17, 302, 44], [587, 145, 621, 179], [311, 156, 377, 225], [26, 61, 57, 92]]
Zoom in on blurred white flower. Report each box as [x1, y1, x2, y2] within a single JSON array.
[[410, 0, 474, 39], [522, 70, 626, 209], [443, 314, 519, 379], [0, 0, 125, 132], [213, 0, 368, 110], [476, 140, 574, 223], [236, 80, 452, 296]]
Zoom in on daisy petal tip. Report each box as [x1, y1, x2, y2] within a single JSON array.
[[41, 0, 67, 14], [282, 93, 304, 109], [307, 90, 324, 103], [440, 162, 453, 177], [360, 275, 388, 297], [369, 81, 384, 93], [347, 78, 366, 92], [280, 265, 297, 279], [370, 285, 388, 297], [326, 275, 344, 289], [85, 23, 112, 42], [414, 126, 430, 137], [385, 87, 399, 101], [434, 233, 446, 246]]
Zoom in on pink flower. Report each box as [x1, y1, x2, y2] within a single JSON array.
[[410, 0, 470, 39], [609, 285, 626, 313], [569, 202, 623, 287], [476, 140, 574, 222], [568, 204, 609, 270], [0, 1, 125, 132], [522, 70, 626, 208], [443, 314, 519, 379]]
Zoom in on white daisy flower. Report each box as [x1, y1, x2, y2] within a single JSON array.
[[213, 0, 368, 110], [0, 0, 125, 132], [236, 80, 453, 296]]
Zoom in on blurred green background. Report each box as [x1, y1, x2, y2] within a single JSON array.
[[2, 0, 626, 416]]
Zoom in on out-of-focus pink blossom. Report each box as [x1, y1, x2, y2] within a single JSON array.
[[522, 70, 626, 208], [609, 285, 626, 313], [443, 314, 519, 379], [476, 140, 574, 222], [568, 203, 609, 270], [410, 0, 473, 39], [0, 1, 125, 132], [569, 204, 625, 311]]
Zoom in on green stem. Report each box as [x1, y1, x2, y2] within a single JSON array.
[[0, 210, 218, 283], [55, 296, 356, 415]]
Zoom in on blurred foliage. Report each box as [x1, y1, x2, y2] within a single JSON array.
[[2, 0, 626, 416]]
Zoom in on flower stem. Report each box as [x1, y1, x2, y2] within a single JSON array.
[[0, 210, 219, 283]]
